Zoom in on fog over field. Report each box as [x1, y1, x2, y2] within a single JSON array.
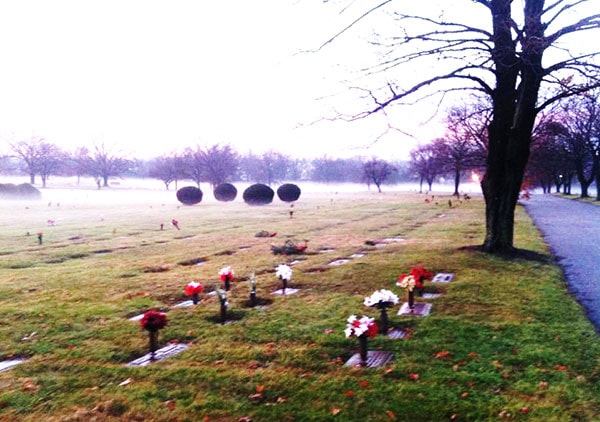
[[2, 176, 483, 207]]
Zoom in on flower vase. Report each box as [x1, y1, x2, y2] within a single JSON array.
[[224, 277, 231, 291], [408, 289, 415, 309], [192, 293, 199, 305], [149, 330, 159, 361], [379, 306, 389, 334], [358, 335, 368, 367], [250, 291, 257, 307], [282, 277, 287, 294]]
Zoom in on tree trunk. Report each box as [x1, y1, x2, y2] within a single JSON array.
[[29, 173, 35, 184], [453, 169, 460, 196], [481, 0, 543, 254]]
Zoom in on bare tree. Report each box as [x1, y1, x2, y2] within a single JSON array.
[[10, 136, 47, 184], [409, 143, 444, 192], [362, 158, 396, 192], [86, 143, 131, 188], [182, 144, 239, 188], [321, 0, 600, 253], [556, 91, 600, 198], [149, 154, 185, 190]]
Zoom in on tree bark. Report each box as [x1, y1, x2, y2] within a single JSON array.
[[481, 0, 544, 254]]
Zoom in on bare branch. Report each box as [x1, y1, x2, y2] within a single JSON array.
[[310, 0, 392, 52]]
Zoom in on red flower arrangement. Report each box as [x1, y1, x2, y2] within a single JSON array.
[[185, 281, 204, 296], [140, 310, 168, 332], [398, 266, 433, 290]]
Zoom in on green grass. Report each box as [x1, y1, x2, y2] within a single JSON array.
[[0, 185, 598, 421]]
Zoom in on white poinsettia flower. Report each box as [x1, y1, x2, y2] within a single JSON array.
[[219, 266, 234, 276], [345, 315, 377, 338], [364, 289, 399, 307], [276, 264, 293, 281], [397, 275, 416, 291]]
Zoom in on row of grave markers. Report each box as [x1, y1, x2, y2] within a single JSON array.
[[344, 272, 455, 368]]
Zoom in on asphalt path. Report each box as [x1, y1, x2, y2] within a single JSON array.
[[523, 194, 600, 331]]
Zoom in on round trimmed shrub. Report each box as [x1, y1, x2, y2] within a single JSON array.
[[243, 184, 274, 206], [277, 183, 301, 202], [0, 183, 41, 200], [214, 183, 237, 202], [176, 186, 203, 205]]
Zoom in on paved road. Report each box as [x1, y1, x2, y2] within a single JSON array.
[[523, 194, 600, 331]]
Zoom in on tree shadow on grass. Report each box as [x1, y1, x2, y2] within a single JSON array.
[[460, 244, 553, 264]]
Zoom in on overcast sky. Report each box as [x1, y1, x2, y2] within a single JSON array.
[[0, 1, 595, 161], [0, 0, 441, 161]]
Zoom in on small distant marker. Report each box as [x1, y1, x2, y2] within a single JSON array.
[[432, 273, 455, 283]]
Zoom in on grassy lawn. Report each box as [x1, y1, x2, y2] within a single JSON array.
[[0, 183, 598, 421]]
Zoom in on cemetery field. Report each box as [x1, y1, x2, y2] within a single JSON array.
[[0, 187, 598, 421]]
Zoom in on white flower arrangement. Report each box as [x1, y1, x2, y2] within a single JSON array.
[[363, 289, 399, 307], [275, 264, 293, 281], [344, 315, 378, 338], [397, 274, 417, 291]]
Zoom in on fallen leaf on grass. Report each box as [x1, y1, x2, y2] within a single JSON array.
[[248, 393, 263, 400], [386, 410, 396, 419], [164, 400, 176, 411], [22, 378, 39, 392], [460, 392, 469, 398], [344, 390, 354, 397], [408, 373, 420, 381], [359, 380, 369, 388], [554, 365, 567, 372], [538, 381, 549, 389], [323, 328, 334, 334], [467, 352, 479, 359], [118, 378, 132, 386], [276, 397, 287, 403], [256, 384, 265, 393], [434, 350, 451, 359], [332, 408, 341, 416], [520, 407, 530, 414], [492, 360, 503, 368]]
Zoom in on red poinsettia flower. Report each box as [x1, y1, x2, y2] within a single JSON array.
[[219, 266, 234, 282], [140, 310, 168, 331], [185, 281, 204, 296], [365, 321, 379, 338], [410, 266, 433, 282]]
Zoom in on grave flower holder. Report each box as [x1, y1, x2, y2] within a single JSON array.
[[397, 274, 418, 310], [345, 315, 378, 367], [140, 310, 168, 361], [410, 267, 433, 297], [185, 281, 204, 305], [364, 290, 399, 334], [217, 289, 228, 323], [249, 273, 257, 307], [219, 266, 234, 291], [275, 264, 293, 294]]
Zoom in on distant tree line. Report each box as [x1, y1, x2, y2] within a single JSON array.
[[408, 90, 600, 200], [0, 139, 413, 191], [3, 89, 596, 198]]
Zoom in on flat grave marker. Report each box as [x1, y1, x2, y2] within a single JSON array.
[[0, 358, 26, 373], [272, 288, 299, 295], [344, 351, 394, 368], [422, 293, 442, 299], [329, 259, 350, 266], [398, 302, 432, 317], [386, 329, 410, 340], [432, 273, 455, 283], [127, 343, 189, 367]]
